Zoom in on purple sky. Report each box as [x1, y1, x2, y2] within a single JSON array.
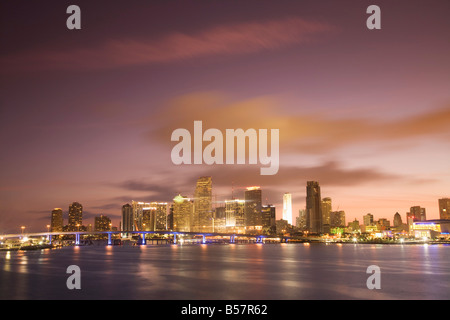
[[1, 0, 449, 233]]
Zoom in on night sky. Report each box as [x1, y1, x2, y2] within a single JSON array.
[[1, 0, 449, 233]]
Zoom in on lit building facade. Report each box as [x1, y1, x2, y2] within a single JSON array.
[[306, 181, 322, 234], [193, 176, 213, 232], [321, 197, 332, 234], [173, 194, 193, 232], [244, 186, 262, 231], [94, 214, 111, 231], [225, 199, 245, 233], [68, 202, 83, 231], [51, 208, 63, 232], [282, 193, 293, 226], [121, 203, 133, 233], [439, 198, 450, 220]]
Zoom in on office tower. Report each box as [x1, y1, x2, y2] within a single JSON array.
[[321, 197, 332, 234], [330, 211, 346, 228], [167, 205, 174, 231], [225, 199, 245, 231], [51, 208, 63, 232], [363, 213, 374, 226], [193, 176, 213, 232], [349, 218, 360, 232], [121, 203, 133, 233], [306, 181, 322, 233], [377, 218, 390, 229], [282, 193, 293, 225], [132, 201, 152, 231], [173, 194, 193, 232], [438, 198, 450, 220], [406, 211, 415, 233], [244, 186, 262, 230], [410, 206, 426, 221], [393, 212, 403, 227], [296, 209, 307, 231], [94, 214, 111, 231], [213, 206, 226, 232], [68, 202, 83, 231], [153, 202, 168, 231], [262, 204, 276, 233], [141, 202, 168, 231]]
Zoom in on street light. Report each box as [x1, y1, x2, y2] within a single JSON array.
[[21, 226, 25, 235]]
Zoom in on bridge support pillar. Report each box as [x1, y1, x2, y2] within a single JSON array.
[[141, 233, 146, 245], [202, 235, 206, 244], [108, 232, 112, 245], [173, 233, 177, 244], [48, 234, 52, 245], [230, 235, 235, 243], [75, 233, 80, 246]]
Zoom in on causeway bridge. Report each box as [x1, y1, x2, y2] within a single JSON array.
[[0, 230, 285, 246]]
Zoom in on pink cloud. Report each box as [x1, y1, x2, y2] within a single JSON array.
[[1, 17, 333, 72]]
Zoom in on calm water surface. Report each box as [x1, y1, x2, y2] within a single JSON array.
[[1, 243, 449, 300]]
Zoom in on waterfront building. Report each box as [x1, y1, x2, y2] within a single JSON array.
[[225, 199, 245, 233], [262, 204, 276, 234], [306, 181, 322, 234], [68, 202, 83, 231], [121, 203, 133, 234], [173, 194, 193, 232], [438, 198, 450, 220], [410, 206, 426, 221], [321, 197, 332, 234], [282, 193, 293, 226], [94, 214, 111, 231], [244, 186, 262, 232], [51, 208, 63, 232], [193, 176, 213, 232]]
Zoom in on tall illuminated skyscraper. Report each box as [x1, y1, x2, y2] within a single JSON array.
[[173, 194, 193, 232], [94, 214, 111, 231], [321, 197, 332, 234], [68, 202, 83, 231], [282, 193, 293, 225], [121, 203, 133, 235], [132, 201, 151, 231], [306, 181, 322, 234], [51, 208, 63, 232], [225, 199, 245, 232], [244, 186, 262, 230], [193, 176, 213, 232], [438, 198, 450, 220]]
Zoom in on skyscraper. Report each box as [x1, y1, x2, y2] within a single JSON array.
[[51, 208, 63, 232], [193, 176, 213, 232], [94, 214, 111, 231], [131, 201, 151, 231], [173, 194, 193, 232], [321, 197, 332, 234], [282, 193, 293, 225], [306, 181, 322, 234], [121, 203, 133, 235], [363, 213, 374, 226], [244, 186, 262, 231], [68, 202, 83, 231], [393, 212, 403, 227], [438, 198, 450, 220], [330, 211, 346, 228], [410, 206, 426, 221], [225, 199, 245, 231], [262, 204, 276, 234]]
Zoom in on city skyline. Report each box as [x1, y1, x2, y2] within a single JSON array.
[[1, 1, 450, 234]]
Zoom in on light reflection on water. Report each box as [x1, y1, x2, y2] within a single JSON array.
[[0, 244, 449, 300]]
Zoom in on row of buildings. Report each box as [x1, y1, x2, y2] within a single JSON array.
[[50, 177, 450, 239]]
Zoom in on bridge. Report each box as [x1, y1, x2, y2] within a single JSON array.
[[0, 230, 279, 246]]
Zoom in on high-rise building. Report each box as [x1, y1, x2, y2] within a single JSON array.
[[262, 204, 276, 234], [193, 176, 213, 232], [51, 208, 63, 232], [121, 203, 133, 235], [94, 214, 111, 231], [131, 201, 152, 231], [142, 202, 168, 231], [321, 197, 332, 234], [68, 202, 83, 231], [213, 206, 226, 232], [296, 209, 307, 231], [330, 211, 346, 228], [282, 193, 293, 225], [225, 199, 245, 231], [306, 181, 322, 233], [438, 198, 450, 220], [393, 212, 403, 227], [410, 206, 426, 221], [363, 213, 374, 226], [244, 186, 262, 231], [173, 194, 193, 232]]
